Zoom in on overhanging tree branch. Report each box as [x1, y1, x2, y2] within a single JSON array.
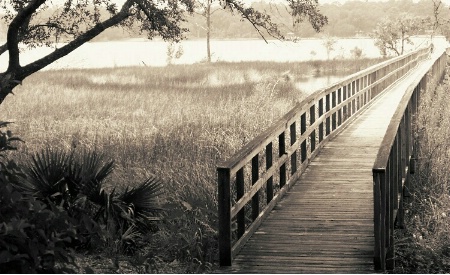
[[18, 0, 135, 80], [0, 0, 327, 104], [7, 0, 47, 72], [0, 44, 7, 56]]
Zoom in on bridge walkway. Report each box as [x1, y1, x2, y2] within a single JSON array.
[[222, 53, 439, 273]]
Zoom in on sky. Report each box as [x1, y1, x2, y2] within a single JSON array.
[[317, 0, 450, 4]]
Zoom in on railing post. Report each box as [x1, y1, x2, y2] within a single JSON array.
[[319, 98, 324, 142], [356, 79, 360, 112], [266, 143, 273, 204], [326, 94, 331, 136], [351, 81, 356, 116], [236, 168, 245, 238], [337, 88, 342, 126], [279, 132, 286, 188], [251, 154, 259, 221], [290, 122, 297, 175], [310, 104, 316, 152], [373, 169, 385, 271], [332, 90, 337, 131], [218, 167, 232, 266], [343, 85, 348, 121], [301, 113, 307, 163], [386, 151, 395, 270]]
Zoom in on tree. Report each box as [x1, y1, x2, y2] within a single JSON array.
[[322, 34, 337, 60], [193, 0, 222, 62], [429, 0, 450, 40], [0, 0, 327, 104], [371, 14, 423, 57], [350, 46, 363, 60]]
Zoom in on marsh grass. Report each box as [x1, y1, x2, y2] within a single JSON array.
[[1, 58, 383, 272], [394, 71, 450, 273]]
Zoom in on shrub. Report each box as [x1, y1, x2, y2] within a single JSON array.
[[17, 147, 164, 255], [0, 122, 77, 273]]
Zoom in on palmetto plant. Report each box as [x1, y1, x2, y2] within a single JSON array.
[[18, 147, 163, 249], [19, 149, 74, 203], [117, 176, 163, 231]]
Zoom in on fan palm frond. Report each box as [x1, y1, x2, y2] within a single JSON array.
[[117, 175, 164, 231], [67, 150, 114, 205], [19, 148, 70, 200]]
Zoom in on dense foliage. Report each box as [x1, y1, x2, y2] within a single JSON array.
[[0, 123, 164, 273], [394, 67, 450, 273], [371, 15, 424, 56]]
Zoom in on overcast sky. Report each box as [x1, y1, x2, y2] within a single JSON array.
[[317, 0, 450, 4]]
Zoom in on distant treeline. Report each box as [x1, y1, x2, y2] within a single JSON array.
[[0, 0, 447, 42], [97, 0, 449, 41]]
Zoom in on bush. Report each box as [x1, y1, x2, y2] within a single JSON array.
[[0, 122, 165, 273], [17, 147, 164, 254], [0, 122, 77, 273]]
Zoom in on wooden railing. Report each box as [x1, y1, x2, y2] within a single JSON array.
[[217, 46, 431, 266], [372, 48, 447, 271]]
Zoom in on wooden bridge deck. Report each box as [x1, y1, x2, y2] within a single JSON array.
[[220, 54, 439, 273]]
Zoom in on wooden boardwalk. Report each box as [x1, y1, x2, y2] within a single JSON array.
[[219, 52, 442, 273]]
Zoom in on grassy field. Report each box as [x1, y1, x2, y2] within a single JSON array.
[[0, 58, 384, 272], [394, 71, 450, 273]]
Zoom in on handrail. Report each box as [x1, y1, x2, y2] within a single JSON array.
[[372, 49, 447, 271], [218, 46, 431, 266]]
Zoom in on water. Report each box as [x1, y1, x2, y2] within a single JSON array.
[[0, 36, 445, 96], [296, 75, 346, 94], [0, 36, 436, 71], [1, 36, 444, 71]]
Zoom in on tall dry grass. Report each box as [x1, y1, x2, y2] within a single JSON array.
[[0, 59, 382, 272], [394, 71, 450, 273]]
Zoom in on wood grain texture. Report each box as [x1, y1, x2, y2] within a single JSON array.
[[218, 55, 437, 274]]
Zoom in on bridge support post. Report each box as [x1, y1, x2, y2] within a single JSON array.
[[386, 246, 395, 270]]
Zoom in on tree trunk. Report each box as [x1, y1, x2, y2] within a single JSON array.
[[206, 0, 211, 63]]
